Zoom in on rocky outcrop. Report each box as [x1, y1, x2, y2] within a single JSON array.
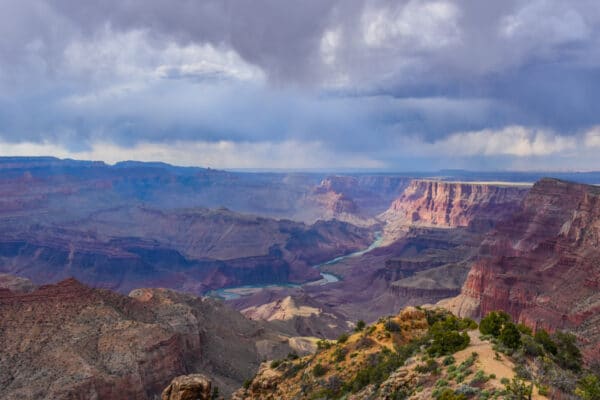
[[307, 175, 410, 223], [382, 180, 528, 232], [161, 374, 213, 400], [233, 307, 429, 400], [0, 273, 35, 293], [449, 178, 600, 361], [0, 279, 299, 399]]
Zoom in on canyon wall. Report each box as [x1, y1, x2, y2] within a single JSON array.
[[448, 178, 600, 360], [0, 212, 372, 294], [382, 179, 528, 231]]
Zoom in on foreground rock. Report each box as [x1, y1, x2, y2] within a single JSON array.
[[447, 178, 600, 361], [161, 374, 212, 400], [0, 279, 300, 399]]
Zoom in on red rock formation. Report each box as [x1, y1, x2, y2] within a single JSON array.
[[451, 178, 600, 361], [308, 175, 410, 222], [161, 374, 213, 400], [0, 279, 299, 399], [383, 180, 528, 229]]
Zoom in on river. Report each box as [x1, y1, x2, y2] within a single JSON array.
[[209, 232, 383, 300]]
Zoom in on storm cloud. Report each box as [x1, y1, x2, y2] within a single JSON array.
[[1, 0, 599, 169]]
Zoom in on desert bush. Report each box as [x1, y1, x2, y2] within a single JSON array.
[[436, 388, 467, 400], [479, 311, 511, 337], [415, 359, 439, 374], [534, 329, 557, 355], [385, 320, 402, 332], [312, 363, 327, 377], [521, 335, 543, 357], [355, 320, 366, 331], [332, 346, 348, 362], [443, 355, 456, 365], [337, 333, 349, 344], [470, 369, 489, 385], [553, 331, 582, 372], [516, 323, 532, 336], [455, 384, 479, 396], [427, 315, 470, 356], [499, 322, 522, 349], [576, 374, 600, 400], [503, 377, 533, 400]]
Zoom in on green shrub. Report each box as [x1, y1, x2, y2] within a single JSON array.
[[479, 311, 511, 337], [345, 349, 407, 393], [521, 335, 543, 357], [459, 317, 478, 330], [287, 351, 299, 360], [499, 322, 522, 349], [317, 339, 332, 350], [385, 320, 402, 332], [332, 346, 348, 362], [355, 320, 366, 331], [437, 388, 467, 400], [436, 379, 449, 388], [538, 384, 550, 396], [503, 377, 533, 399], [313, 362, 327, 377], [576, 374, 600, 400], [516, 323, 532, 336], [337, 333, 349, 344], [458, 353, 477, 370], [455, 384, 479, 396], [427, 315, 470, 356], [415, 359, 439, 374], [554, 331, 582, 372], [470, 370, 489, 385], [443, 355, 456, 365], [534, 329, 557, 355], [270, 359, 282, 369]]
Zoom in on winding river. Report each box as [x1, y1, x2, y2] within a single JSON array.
[[209, 232, 383, 300]]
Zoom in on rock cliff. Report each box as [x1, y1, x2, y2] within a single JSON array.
[[0, 279, 301, 399], [382, 180, 528, 236], [448, 178, 600, 361]]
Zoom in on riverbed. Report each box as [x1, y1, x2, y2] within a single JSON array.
[[208, 232, 383, 300]]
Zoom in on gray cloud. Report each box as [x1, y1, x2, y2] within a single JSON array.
[[0, 0, 600, 169]]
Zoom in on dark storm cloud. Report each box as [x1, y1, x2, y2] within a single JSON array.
[[46, 0, 340, 84], [1, 0, 600, 169]]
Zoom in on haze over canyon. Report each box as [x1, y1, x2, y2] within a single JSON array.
[[3, 0, 600, 398], [0, 157, 600, 398]]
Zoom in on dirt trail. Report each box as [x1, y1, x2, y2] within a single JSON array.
[[452, 330, 546, 399]]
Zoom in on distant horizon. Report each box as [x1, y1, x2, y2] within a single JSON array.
[[2, 155, 600, 177]]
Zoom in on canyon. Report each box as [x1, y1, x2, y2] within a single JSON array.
[[2, 157, 600, 398], [446, 178, 600, 361]]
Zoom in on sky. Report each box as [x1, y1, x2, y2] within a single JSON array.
[[1, 0, 600, 171]]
